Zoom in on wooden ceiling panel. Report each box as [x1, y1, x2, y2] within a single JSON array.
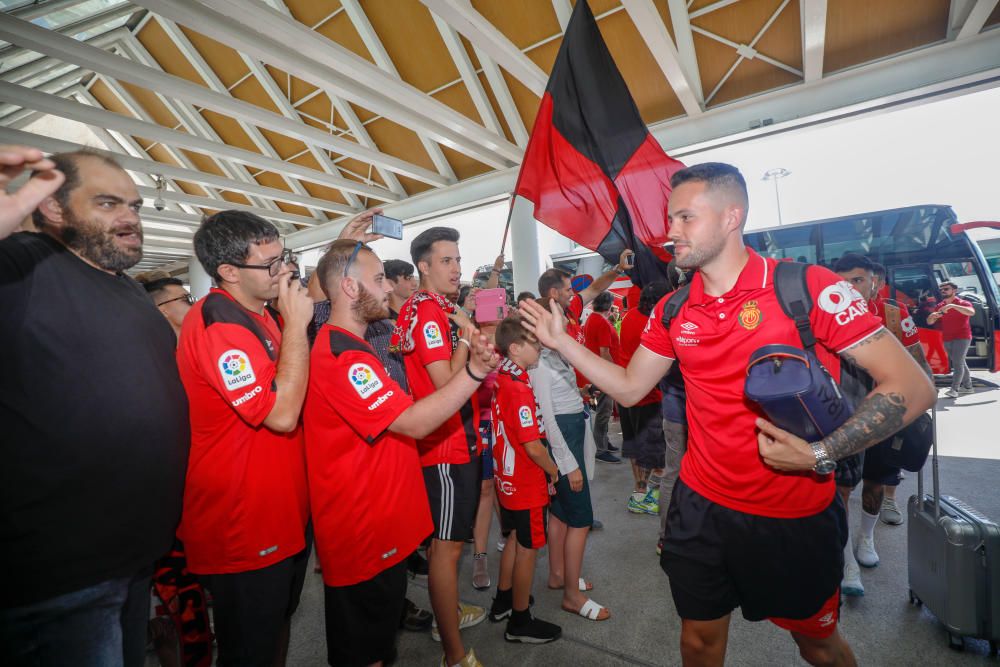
[[688, 0, 722, 11], [118, 81, 183, 129], [824, 0, 949, 74], [471, 0, 560, 50], [475, 71, 515, 144], [275, 200, 314, 217], [362, 115, 437, 177], [287, 152, 351, 205], [524, 36, 561, 74], [711, 53, 800, 106], [179, 26, 252, 90], [285, 0, 344, 30], [692, 0, 785, 46], [598, 9, 684, 124], [256, 127, 308, 161], [313, 6, 374, 63], [219, 190, 252, 206], [439, 143, 492, 181], [179, 149, 227, 177], [199, 109, 259, 153], [692, 31, 737, 102], [652, 0, 677, 42], [137, 19, 206, 87], [175, 181, 209, 197], [349, 101, 378, 124], [584, 0, 624, 17], [393, 175, 434, 198], [501, 69, 542, 135], [295, 93, 342, 130], [751, 0, 803, 72], [363, 0, 461, 92]]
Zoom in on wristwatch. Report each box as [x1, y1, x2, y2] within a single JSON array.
[[810, 442, 836, 475]]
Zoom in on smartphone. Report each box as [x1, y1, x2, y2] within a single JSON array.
[[372, 214, 403, 240], [474, 287, 508, 323], [622, 250, 635, 269]]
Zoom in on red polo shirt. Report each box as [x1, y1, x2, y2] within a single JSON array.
[[493, 359, 550, 510], [619, 308, 661, 406], [640, 251, 882, 519], [583, 311, 623, 366], [304, 325, 432, 587], [176, 289, 308, 574], [400, 297, 480, 466], [934, 297, 974, 341]]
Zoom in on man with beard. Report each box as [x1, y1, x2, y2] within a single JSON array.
[[0, 150, 189, 665], [176, 210, 315, 666], [304, 240, 498, 667], [520, 162, 936, 666]]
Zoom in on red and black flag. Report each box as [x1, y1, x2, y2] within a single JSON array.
[[513, 0, 685, 287]]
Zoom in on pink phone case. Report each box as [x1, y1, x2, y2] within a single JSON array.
[[475, 288, 508, 323]]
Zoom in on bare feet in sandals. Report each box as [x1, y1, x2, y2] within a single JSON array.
[[547, 576, 593, 591], [562, 598, 610, 621]]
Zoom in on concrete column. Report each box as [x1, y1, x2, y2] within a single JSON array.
[[509, 196, 545, 299], [188, 255, 212, 300]]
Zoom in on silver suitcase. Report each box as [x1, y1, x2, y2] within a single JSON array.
[[907, 405, 1000, 654]]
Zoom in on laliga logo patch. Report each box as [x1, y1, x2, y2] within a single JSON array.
[[738, 301, 762, 330], [423, 321, 444, 349], [218, 349, 256, 390], [900, 315, 917, 337], [348, 363, 383, 399], [818, 281, 868, 325], [518, 405, 533, 427]]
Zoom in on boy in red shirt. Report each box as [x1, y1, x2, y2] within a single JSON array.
[[489, 314, 562, 644], [304, 239, 498, 667]]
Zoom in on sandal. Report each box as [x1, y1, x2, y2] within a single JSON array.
[[562, 598, 610, 621], [547, 577, 593, 592]]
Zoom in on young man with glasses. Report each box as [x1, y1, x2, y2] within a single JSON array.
[[137, 270, 194, 338], [928, 281, 976, 398]]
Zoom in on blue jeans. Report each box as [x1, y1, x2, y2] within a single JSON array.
[[0, 568, 152, 667]]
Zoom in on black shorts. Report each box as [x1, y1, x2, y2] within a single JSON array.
[[619, 402, 665, 468], [862, 439, 902, 487], [500, 505, 548, 549], [199, 545, 310, 667], [423, 459, 481, 542], [661, 479, 846, 633], [834, 452, 863, 489], [324, 560, 407, 667]]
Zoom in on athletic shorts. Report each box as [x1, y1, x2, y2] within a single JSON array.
[[199, 545, 310, 666], [862, 439, 902, 487], [619, 402, 665, 469], [324, 559, 407, 667], [549, 412, 594, 529], [423, 459, 481, 542], [479, 420, 495, 481], [661, 479, 846, 639], [834, 451, 863, 489], [500, 505, 548, 549]]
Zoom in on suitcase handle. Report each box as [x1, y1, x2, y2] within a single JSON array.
[[916, 403, 940, 520]]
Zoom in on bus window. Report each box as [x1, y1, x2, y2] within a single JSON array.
[[747, 226, 818, 264], [821, 217, 874, 267]]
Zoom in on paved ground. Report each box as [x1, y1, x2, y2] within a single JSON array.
[[150, 371, 1000, 666]]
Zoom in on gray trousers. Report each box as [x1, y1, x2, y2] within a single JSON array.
[[944, 338, 973, 390], [592, 392, 614, 454], [659, 419, 688, 540]]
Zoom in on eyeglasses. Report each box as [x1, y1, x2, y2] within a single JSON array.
[[344, 241, 364, 277], [157, 293, 194, 307], [230, 249, 299, 277]]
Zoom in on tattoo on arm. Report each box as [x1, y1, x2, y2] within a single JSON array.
[[838, 328, 890, 375], [907, 343, 934, 380], [818, 391, 907, 461]]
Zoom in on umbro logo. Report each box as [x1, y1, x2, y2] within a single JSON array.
[[680, 322, 698, 332], [817, 612, 836, 627]]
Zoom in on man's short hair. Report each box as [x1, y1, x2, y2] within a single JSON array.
[[135, 270, 183, 301], [592, 291, 614, 312], [315, 239, 374, 301], [30, 150, 124, 229], [670, 162, 749, 224], [833, 253, 873, 274], [537, 268, 571, 298], [638, 281, 671, 316], [495, 313, 536, 356], [871, 261, 887, 279], [939, 280, 958, 290], [516, 291, 536, 304], [410, 227, 459, 275], [383, 258, 413, 282], [193, 210, 280, 282]]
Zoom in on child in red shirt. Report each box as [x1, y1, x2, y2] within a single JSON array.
[[488, 314, 562, 644]]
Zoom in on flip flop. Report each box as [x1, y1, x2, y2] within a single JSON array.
[[562, 598, 610, 621], [547, 577, 593, 591]]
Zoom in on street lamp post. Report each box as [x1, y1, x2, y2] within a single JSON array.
[[762, 168, 791, 226]]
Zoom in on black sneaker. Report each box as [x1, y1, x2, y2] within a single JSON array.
[[505, 616, 562, 644], [489, 594, 534, 622], [399, 598, 433, 631]]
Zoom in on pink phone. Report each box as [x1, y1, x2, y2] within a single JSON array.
[[474, 288, 508, 323]]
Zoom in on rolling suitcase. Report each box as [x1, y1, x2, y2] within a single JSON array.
[[907, 405, 1000, 654]]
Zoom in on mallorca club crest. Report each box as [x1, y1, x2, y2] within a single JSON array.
[[739, 300, 762, 331]]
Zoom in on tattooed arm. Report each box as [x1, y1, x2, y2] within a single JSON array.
[[756, 328, 937, 471], [906, 342, 934, 380]]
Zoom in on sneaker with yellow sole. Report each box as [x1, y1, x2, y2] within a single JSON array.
[[431, 602, 487, 641]]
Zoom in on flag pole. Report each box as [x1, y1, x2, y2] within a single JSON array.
[[500, 194, 515, 254]]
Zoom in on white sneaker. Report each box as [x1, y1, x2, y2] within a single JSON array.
[[855, 535, 880, 568], [880, 497, 903, 526], [842, 558, 864, 597], [958, 387, 975, 395], [944, 388, 959, 398]]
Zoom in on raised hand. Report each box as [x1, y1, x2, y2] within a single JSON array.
[[337, 208, 384, 244], [518, 298, 569, 351], [277, 271, 315, 331], [1, 146, 65, 240], [468, 330, 499, 378]]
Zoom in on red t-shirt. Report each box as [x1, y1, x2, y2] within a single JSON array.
[[492, 359, 550, 510], [565, 293, 585, 345], [934, 297, 974, 341], [869, 297, 921, 347], [583, 311, 623, 366], [176, 289, 308, 574], [400, 297, 480, 466], [304, 325, 432, 587], [640, 251, 882, 519], [619, 308, 661, 406]]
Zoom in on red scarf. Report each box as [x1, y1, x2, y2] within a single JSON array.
[[390, 290, 457, 354]]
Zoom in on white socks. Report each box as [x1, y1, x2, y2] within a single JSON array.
[[861, 508, 879, 540]]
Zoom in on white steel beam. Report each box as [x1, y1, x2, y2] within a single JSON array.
[[473, 44, 529, 148], [338, 0, 456, 181], [136, 186, 321, 227], [8, 0, 92, 21], [0, 125, 353, 218], [135, 0, 519, 169], [0, 2, 139, 64], [667, 0, 706, 102], [431, 13, 504, 134], [956, 0, 1000, 39], [623, 0, 704, 115], [551, 0, 573, 31], [1, 26, 128, 83], [0, 12, 452, 187], [419, 0, 548, 97], [800, 0, 828, 82], [0, 67, 86, 119], [689, 0, 742, 20]]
